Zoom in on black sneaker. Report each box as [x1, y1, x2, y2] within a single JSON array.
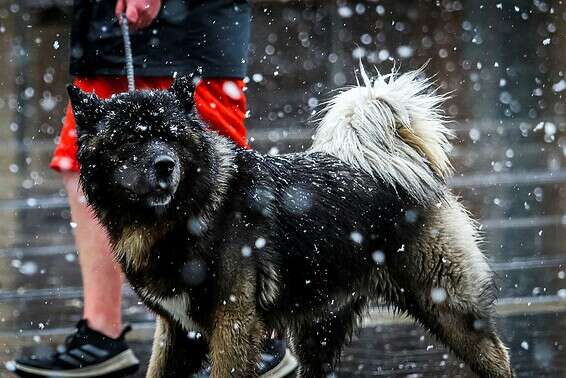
[[193, 338, 298, 377], [10, 319, 139, 377]]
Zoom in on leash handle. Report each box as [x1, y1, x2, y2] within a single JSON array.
[[120, 14, 135, 92]]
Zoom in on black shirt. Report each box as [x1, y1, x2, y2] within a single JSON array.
[[70, 0, 250, 78]]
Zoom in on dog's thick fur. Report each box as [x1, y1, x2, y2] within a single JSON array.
[[69, 69, 512, 377]]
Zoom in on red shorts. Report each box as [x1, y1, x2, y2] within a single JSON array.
[[50, 76, 248, 172]]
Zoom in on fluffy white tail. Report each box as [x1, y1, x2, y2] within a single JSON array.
[[310, 66, 453, 203]]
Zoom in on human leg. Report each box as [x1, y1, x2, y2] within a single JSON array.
[[63, 172, 124, 338]]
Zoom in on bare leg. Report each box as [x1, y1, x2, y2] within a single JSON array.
[[63, 172, 124, 338]]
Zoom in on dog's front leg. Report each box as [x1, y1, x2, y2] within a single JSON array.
[[208, 294, 264, 377], [147, 315, 207, 378]]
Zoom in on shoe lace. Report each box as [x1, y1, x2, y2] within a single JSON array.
[[54, 319, 89, 356], [54, 332, 79, 356]]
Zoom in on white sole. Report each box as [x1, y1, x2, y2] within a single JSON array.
[[14, 349, 139, 377], [262, 349, 299, 378]]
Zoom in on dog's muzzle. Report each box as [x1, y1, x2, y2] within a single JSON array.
[[144, 154, 180, 207], [114, 139, 182, 210], [154, 155, 176, 189]]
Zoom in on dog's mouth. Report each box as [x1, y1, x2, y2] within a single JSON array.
[[145, 190, 173, 207], [118, 185, 175, 209]]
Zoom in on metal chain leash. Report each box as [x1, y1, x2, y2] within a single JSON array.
[[119, 14, 135, 92]]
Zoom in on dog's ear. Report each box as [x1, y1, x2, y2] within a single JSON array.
[[169, 73, 198, 114], [67, 85, 103, 137]]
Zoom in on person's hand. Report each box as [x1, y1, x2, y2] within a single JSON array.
[[115, 0, 162, 30]]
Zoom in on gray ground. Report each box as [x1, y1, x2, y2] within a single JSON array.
[[2, 306, 565, 377]]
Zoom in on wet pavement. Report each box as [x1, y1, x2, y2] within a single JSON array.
[[1, 307, 565, 377]]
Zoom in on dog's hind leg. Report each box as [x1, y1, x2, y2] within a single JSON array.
[[290, 298, 367, 378], [399, 296, 512, 378], [401, 297, 511, 378], [387, 202, 512, 377], [146, 316, 207, 378]]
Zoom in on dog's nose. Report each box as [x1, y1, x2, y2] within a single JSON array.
[[154, 155, 176, 188], [154, 155, 175, 175]]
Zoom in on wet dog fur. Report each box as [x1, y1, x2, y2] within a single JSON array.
[[69, 69, 512, 377]]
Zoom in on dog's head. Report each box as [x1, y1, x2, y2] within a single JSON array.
[[68, 76, 215, 221]]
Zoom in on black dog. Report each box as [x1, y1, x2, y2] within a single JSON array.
[[69, 69, 512, 377]]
